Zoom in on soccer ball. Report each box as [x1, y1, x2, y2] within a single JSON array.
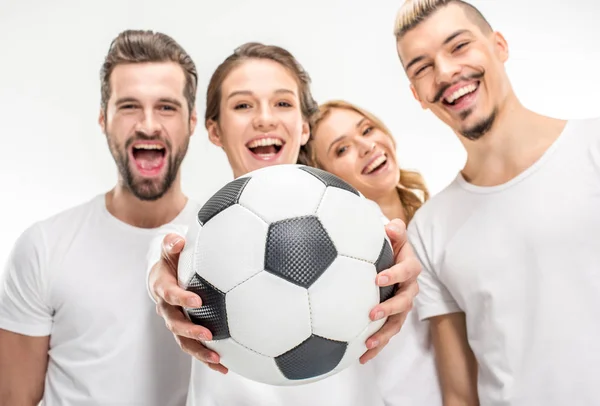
[[177, 164, 395, 386]]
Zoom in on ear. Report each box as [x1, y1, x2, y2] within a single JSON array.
[[206, 119, 223, 147], [98, 108, 106, 133], [492, 31, 509, 63], [189, 109, 198, 137], [300, 120, 310, 146], [410, 84, 427, 110]]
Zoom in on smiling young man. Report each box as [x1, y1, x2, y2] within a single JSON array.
[[0, 30, 198, 405], [395, 1, 600, 405]]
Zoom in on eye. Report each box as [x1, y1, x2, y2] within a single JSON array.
[[336, 145, 348, 156], [234, 103, 251, 110], [277, 101, 293, 108], [159, 105, 176, 111], [414, 64, 432, 77], [453, 41, 470, 52], [362, 126, 374, 136], [120, 104, 137, 110]]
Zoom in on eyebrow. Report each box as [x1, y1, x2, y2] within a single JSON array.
[[115, 97, 183, 107], [326, 117, 367, 154], [404, 29, 471, 72], [226, 88, 296, 100]]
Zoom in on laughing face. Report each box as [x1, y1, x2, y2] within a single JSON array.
[[207, 59, 310, 178], [100, 62, 196, 200], [312, 107, 400, 201], [396, 3, 510, 140]]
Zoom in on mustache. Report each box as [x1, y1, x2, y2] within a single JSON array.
[[429, 71, 485, 104]]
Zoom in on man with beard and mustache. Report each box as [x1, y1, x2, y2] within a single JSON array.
[[0, 30, 198, 405], [395, 1, 600, 405]]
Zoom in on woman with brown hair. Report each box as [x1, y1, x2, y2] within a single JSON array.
[[148, 42, 439, 405]]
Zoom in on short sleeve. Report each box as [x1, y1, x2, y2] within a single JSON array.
[[0, 223, 53, 336], [408, 221, 461, 321]]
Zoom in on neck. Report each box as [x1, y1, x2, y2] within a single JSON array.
[[371, 187, 407, 223], [105, 174, 187, 229], [460, 93, 567, 186]]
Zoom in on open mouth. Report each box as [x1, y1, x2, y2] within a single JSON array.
[[442, 81, 480, 108], [246, 137, 285, 160], [362, 154, 388, 175], [131, 142, 167, 175]]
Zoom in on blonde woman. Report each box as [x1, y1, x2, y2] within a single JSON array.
[[299, 100, 440, 404]]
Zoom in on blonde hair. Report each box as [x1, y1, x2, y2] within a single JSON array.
[[394, 0, 492, 39], [298, 100, 429, 224]]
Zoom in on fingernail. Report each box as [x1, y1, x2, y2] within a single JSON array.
[[197, 333, 208, 341], [374, 311, 385, 320], [169, 238, 182, 249], [369, 340, 380, 349], [187, 297, 201, 307], [388, 223, 402, 234], [378, 275, 389, 285], [209, 355, 219, 363]]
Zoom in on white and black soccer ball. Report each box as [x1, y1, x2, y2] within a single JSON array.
[[177, 164, 395, 386]]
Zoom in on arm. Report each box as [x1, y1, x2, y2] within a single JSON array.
[[0, 330, 49, 405], [0, 224, 54, 405], [429, 313, 479, 406]]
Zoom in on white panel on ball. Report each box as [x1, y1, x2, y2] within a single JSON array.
[[195, 204, 268, 293], [317, 187, 385, 263], [204, 338, 288, 385], [333, 317, 386, 373], [309, 256, 379, 341], [238, 165, 326, 223], [226, 270, 312, 357]]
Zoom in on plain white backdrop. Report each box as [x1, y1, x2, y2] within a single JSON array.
[[1, 0, 599, 271]]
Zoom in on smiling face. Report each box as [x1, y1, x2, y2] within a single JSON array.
[[206, 59, 310, 178], [397, 3, 510, 140], [312, 107, 400, 200], [100, 61, 196, 200]]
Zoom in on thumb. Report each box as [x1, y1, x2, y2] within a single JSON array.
[[162, 233, 186, 257], [385, 218, 407, 256]]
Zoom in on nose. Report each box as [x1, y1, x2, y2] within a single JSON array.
[[434, 55, 462, 86], [356, 137, 376, 157], [252, 104, 277, 131], [134, 109, 162, 137]]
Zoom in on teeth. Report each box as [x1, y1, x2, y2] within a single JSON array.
[[247, 138, 283, 149], [445, 83, 477, 104], [365, 155, 387, 174], [134, 144, 164, 150]]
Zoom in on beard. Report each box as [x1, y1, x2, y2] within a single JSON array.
[[107, 131, 189, 201], [458, 107, 497, 141]]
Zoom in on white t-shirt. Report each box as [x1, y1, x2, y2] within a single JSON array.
[[408, 117, 600, 406], [155, 200, 441, 406], [0, 194, 196, 406]]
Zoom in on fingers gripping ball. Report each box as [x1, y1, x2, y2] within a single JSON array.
[[177, 164, 395, 386]]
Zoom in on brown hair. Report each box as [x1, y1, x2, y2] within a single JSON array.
[[299, 100, 429, 223], [100, 29, 198, 113], [204, 42, 318, 127]]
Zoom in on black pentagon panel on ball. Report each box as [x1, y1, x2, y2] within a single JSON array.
[[375, 239, 396, 303], [275, 334, 347, 380], [185, 273, 229, 340], [298, 166, 359, 196], [197, 176, 252, 226], [265, 216, 337, 288]]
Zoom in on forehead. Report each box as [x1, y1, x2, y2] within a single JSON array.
[[222, 59, 299, 97], [109, 62, 185, 101], [397, 4, 477, 62], [320, 108, 364, 134]]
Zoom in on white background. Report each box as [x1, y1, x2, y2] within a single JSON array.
[[1, 0, 599, 270]]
